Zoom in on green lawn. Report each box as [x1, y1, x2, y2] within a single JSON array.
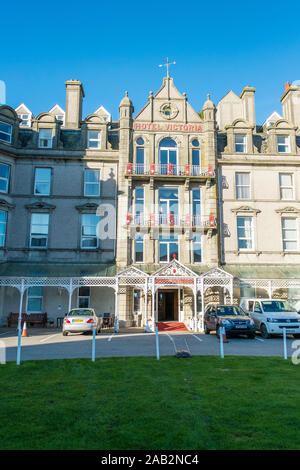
[[1, 356, 300, 450]]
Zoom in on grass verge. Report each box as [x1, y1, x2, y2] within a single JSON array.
[[0, 356, 300, 450]]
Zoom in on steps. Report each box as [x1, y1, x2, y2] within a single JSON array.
[[155, 322, 188, 332]]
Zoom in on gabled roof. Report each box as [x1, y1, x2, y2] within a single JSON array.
[[94, 105, 111, 122], [49, 104, 65, 115], [117, 265, 148, 278], [15, 103, 32, 115], [263, 110, 282, 127], [152, 259, 197, 278]]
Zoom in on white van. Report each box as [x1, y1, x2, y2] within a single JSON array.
[[240, 298, 300, 339]]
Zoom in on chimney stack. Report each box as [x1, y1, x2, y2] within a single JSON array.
[[65, 79, 85, 129]]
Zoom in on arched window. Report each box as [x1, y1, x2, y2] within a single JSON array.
[[159, 138, 177, 175], [191, 139, 200, 176], [136, 138, 144, 174]]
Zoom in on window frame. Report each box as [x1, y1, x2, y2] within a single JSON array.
[[81, 213, 100, 249], [0, 163, 10, 194], [193, 232, 202, 264], [277, 135, 290, 153], [87, 130, 101, 149], [0, 121, 12, 144], [234, 134, 247, 153], [38, 128, 53, 149], [30, 213, 50, 249], [27, 286, 43, 314], [235, 172, 251, 200], [135, 232, 144, 263], [237, 216, 254, 251], [159, 234, 179, 263], [84, 169, 101, 197], [279, 173, 294, 200], [281, 217, 298, 252], [34, 167, 52, 196], [0, 210, 7, 248]]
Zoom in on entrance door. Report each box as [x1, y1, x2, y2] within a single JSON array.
[[157, 290, 178, 321]]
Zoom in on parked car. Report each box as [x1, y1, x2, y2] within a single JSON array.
[[62, 308, 102, 336], [204, 304, 256, 338], [240, 298, 300, 339]]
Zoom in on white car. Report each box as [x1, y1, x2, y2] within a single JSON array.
[[62, 308, 102, 336], [240, 298, 300, 339]]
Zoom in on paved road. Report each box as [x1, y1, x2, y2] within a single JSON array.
[[0, 327, 298, 362]]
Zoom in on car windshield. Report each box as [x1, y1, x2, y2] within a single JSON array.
[[261, 301, 295, 313], [68, 309, 94, 316], [217, 306, 244, 316]]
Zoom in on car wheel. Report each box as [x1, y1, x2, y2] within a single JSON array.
[[260, 324, 270, 339], [63, 331, 68, 336], [204, 325, 210, 335], [293, 334, 300, 338]]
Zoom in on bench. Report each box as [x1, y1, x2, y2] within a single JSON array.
[[7, 312, 47, 328]]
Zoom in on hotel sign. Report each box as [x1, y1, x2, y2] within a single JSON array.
[[155, 278, 194, 285], [134, 122, 202, 132]]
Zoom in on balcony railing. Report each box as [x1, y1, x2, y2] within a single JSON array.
[[126, 213, 217, 228], [126, 163, 215, 177]]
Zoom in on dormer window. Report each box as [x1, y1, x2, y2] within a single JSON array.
[[277, 135, 290, 153], [87, 130, 101, 149], [38, 128, 53, 148], [55, 114, 64, 123], [18, 113, 31, 127], [0, 121, 12, 144], [235, 134, 247, 153]]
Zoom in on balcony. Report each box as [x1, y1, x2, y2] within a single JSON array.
[[125, 163, 215, 178], [126, 213, 217, 229]]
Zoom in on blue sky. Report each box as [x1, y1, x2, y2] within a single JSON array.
[[2, 0, 300, 123]]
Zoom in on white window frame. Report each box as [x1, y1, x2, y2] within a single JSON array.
[[193, 233, 202, 263], [38, 128, 53, 149], [34, 168, 52, 196], [135, 233, 144, 263], [84, 169, 101, 197], [30, 213, 49, 249], [0, 163, 10, 194], [87, 130, 101, 149], [27, 287, 43, 314], [0, 121, 12, 144], [279, 173, 294, 200], [277, 135, 290, 153], [237, 216, 254, 251], [159, 235, 179, 263], [282, 217, 298, 251], [235, 172, 251, 200], [0, 210, 7, 247], [81, 213, 100, 249], [234, 134, 247, 153], [17, 113, 31, 127]]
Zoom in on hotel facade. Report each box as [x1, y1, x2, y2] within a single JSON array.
[[0, 75, 300, 330]]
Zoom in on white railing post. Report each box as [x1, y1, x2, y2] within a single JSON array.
[[16, 279, 25, 366], [283, 327, 287, 360]]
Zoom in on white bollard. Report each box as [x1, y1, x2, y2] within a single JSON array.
[[155, 326, 160, 360], [283, 327, 287, 360], [219, 324, 224, 359], [92, 327, 96, 362]]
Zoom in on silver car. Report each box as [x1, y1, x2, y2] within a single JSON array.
[[62, 308, 102, 336]]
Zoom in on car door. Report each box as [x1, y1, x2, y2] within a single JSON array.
[[252, 301, 263, 328]]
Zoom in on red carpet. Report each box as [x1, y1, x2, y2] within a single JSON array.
[[156, 322, 188, 332]]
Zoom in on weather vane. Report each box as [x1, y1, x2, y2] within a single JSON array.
[[159, 58, 176, 78]]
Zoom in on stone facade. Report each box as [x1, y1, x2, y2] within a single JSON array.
[[0, 75, 300, 328]]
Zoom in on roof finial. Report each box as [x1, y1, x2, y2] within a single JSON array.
[[158, 58, 176, 78], [125, 91, 128, 97], [207, 93, 210, 100]]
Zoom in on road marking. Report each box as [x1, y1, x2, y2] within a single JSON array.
[[184, 337, 191, 354], [0, 332, 10, 336], [40, 334, 60, 343], [108, 333, 116, 342], [166, 333, 177, 353], [255, 337, 264, 342], [192, 334, 203, 342]]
